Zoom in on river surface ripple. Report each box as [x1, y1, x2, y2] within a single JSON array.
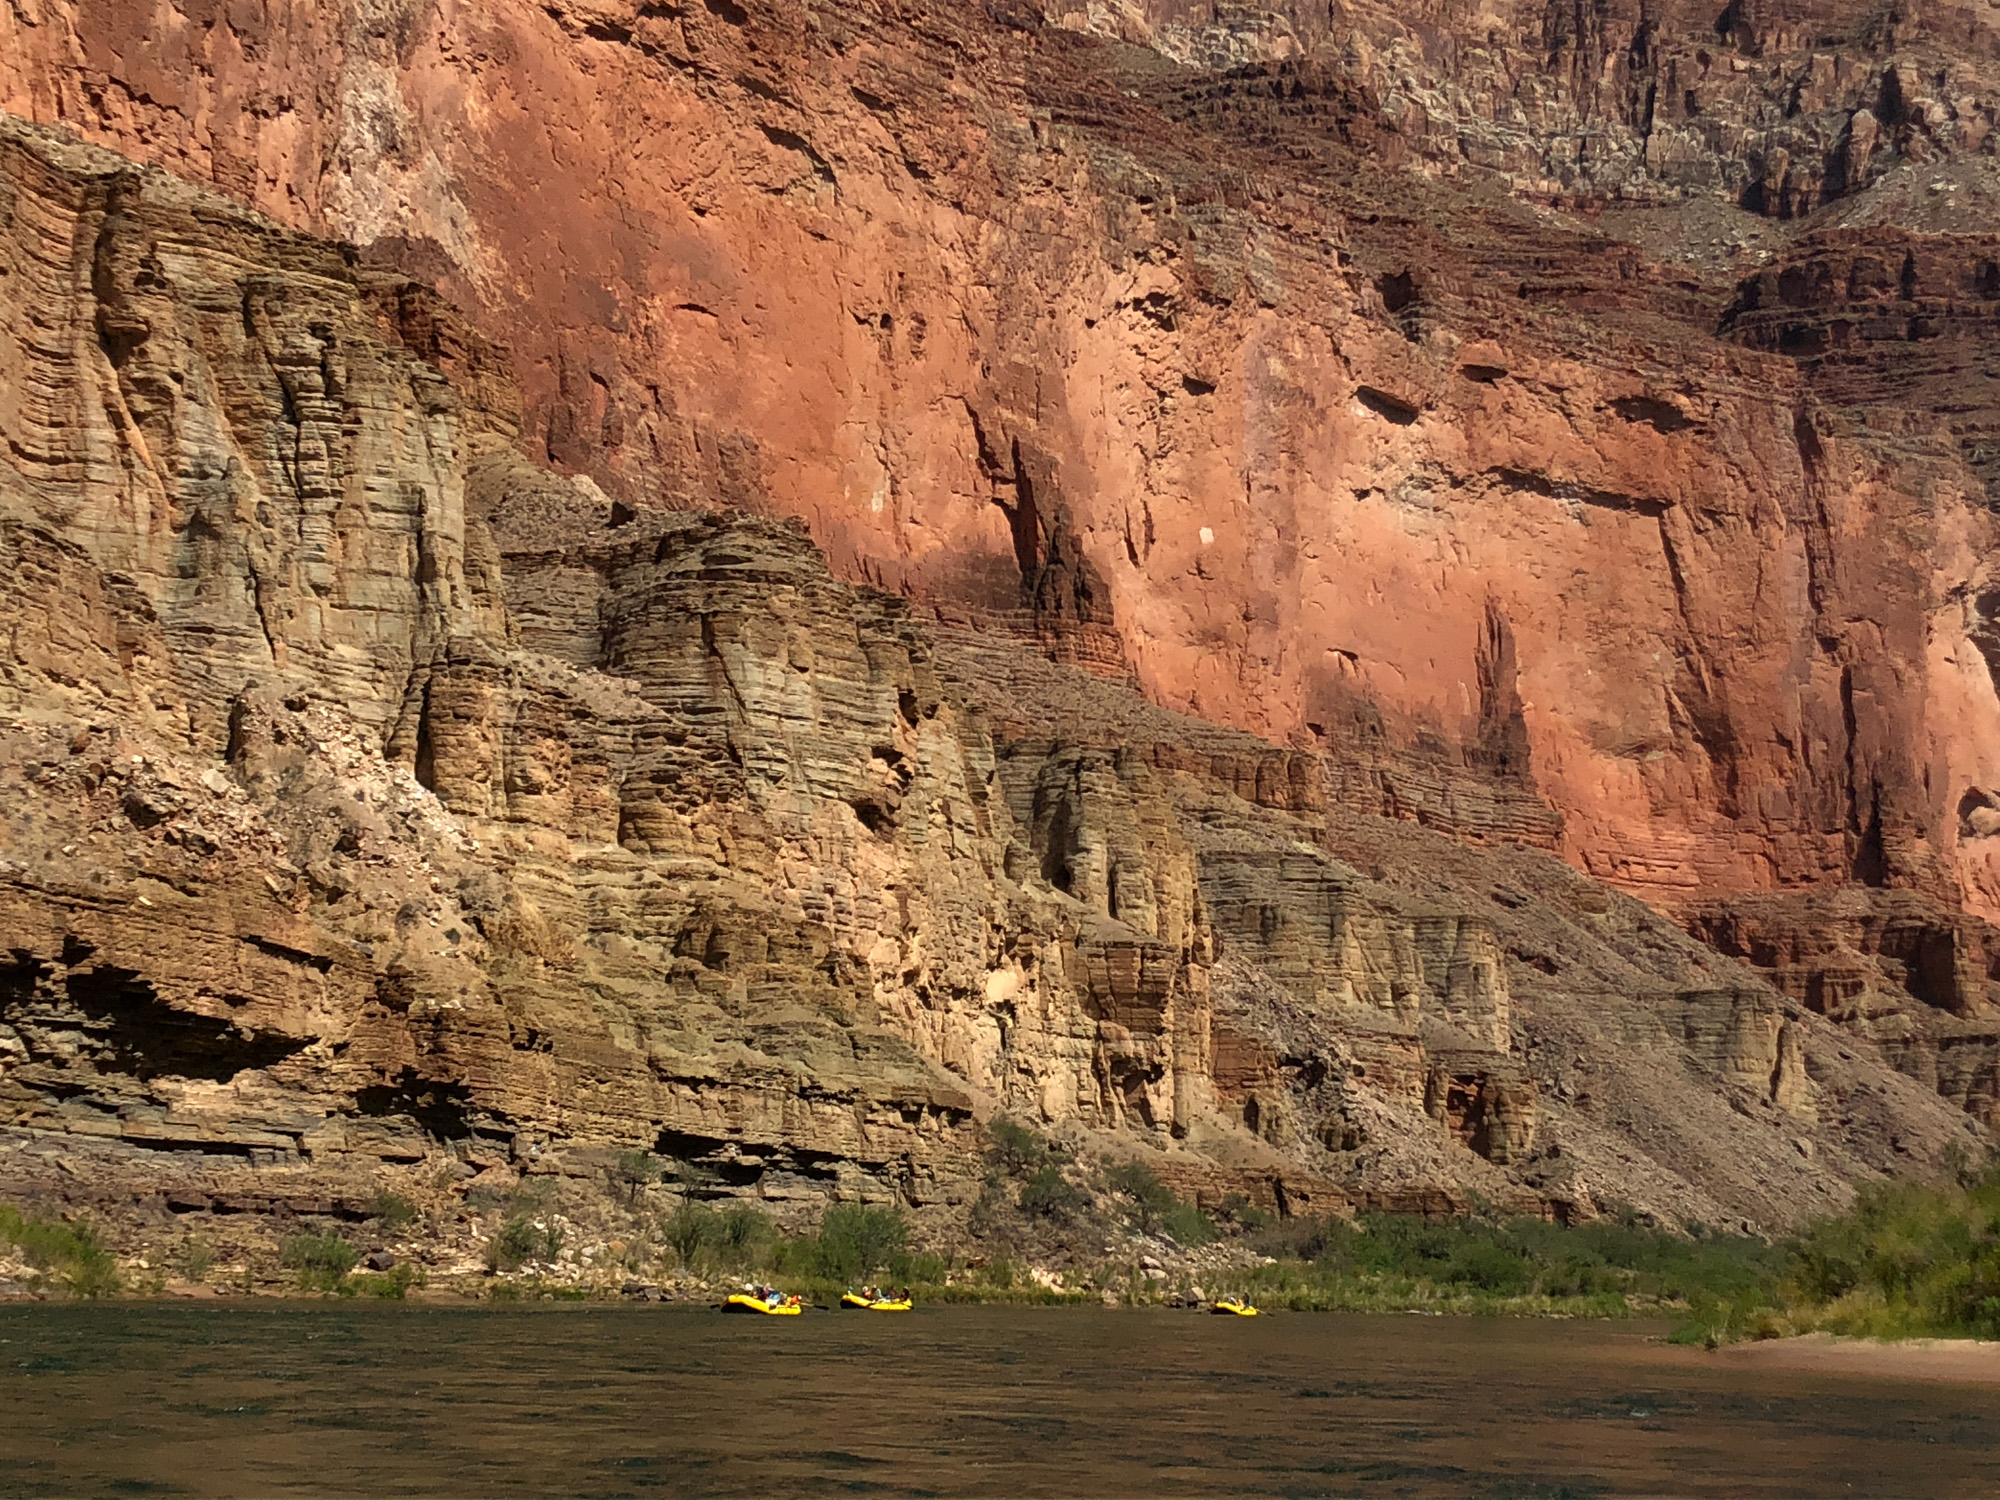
[[1, 1304, 1993, 1497]]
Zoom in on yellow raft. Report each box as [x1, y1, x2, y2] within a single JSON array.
[[723, 1293, 803, 1315], [1211, 1297, 1260, 1316], [840, 1292, 914, 1312]]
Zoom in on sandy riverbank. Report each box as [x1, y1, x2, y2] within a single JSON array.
[[1711, 1332, 2000, 1385]]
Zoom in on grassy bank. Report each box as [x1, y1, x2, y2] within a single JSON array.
[[0, 1189, 1788, 1316], [483, 1159, 2000, 1334], [10, 1120, 1997, 1335], [1239, 1210, 1780, 1321], [0, 1204, 120, 1298], [628, 1200, 1097, 1305]]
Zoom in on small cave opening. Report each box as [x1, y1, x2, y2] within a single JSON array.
[[849, 795, 895, 836], [1713, 0, 1753, 50], [1377, 269, 1417, 314], [353, 1068, 476, 1141], [1906, 929, 1963, 1013], [653, 1128, 769, 1188], [1852, 787, 1889, 888], [1959, 787, 2000, 839], [1608, 395, 1693, 434], [1354, 386, 1420, 425]]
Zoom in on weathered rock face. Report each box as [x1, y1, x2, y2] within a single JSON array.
[[1685, 888, 2000, 1128], [1102, 0, 1999, 210], [7, 0, 2000, 932], [934, 622, 1972, 1226], [0, 115, 1983, 1245], [0, 115, 986, 1221]]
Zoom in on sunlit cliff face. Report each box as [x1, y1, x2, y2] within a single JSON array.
[[1, 1, 1998, 1239], [7, 0, 2000, 918]]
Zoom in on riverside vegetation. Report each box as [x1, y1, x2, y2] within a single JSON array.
[[5, 1124, 1998, 1342], [1673, 1156, 2000, 1347]]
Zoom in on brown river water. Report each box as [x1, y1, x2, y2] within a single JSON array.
[[1, 1303, 1994, 1497]]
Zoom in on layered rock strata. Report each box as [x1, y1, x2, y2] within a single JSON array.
[[1684, 888, 2000, 1128], [1101, 0, 1999, 210], [932, 622, 1976, 1227], [0, 115, 1983, 1251]]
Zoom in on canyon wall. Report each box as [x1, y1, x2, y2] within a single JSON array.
[[2, 0, 2000, 1242], [0, 114, 1982, 1256], [6, 0, 2000, 926]]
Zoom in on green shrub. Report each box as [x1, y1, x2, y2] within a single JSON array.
[[967, 1176, 1008, 1237], [1537, 1256, 1616, 1298], [614, 1150, 659, 1203], [1103, 1162, 1180, 1234], [986, 1117, 1049, 1176], [1252, 1214, 1353, 1264], [486, 1217, 561, 1274], [1234, 1208, 1786, 1319], [1018, 1164, 1085, 1220], [173, 1238, 216, 1281], [1780, 1170, 2000, 1339], [0, 1206, 121, 1298], [281, 1232, 359, 1291], [662, 1203, 777, 1273], [1669, 1286, 1783, 1347], [616, 1149, 659, 1183], [369, 1192, 419, 1230], [348, 1263, 425, 1299], [663, 1202, 714, 1268], [811, 1204, 907, 1282], [1215, 1193, 1272, 1232], [711, 1206, 774, 1271], [665, 1160, 720, 1200], [888, 1248, 948, 1285], [1444, 1237, 1534, 1295], [1162, 1202, 1220, 1248]]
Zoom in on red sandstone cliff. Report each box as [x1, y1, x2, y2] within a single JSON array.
[[7, 0, 1998, 927]]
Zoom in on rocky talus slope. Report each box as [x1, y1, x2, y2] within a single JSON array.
[[0, 116, 1983, 1279]]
